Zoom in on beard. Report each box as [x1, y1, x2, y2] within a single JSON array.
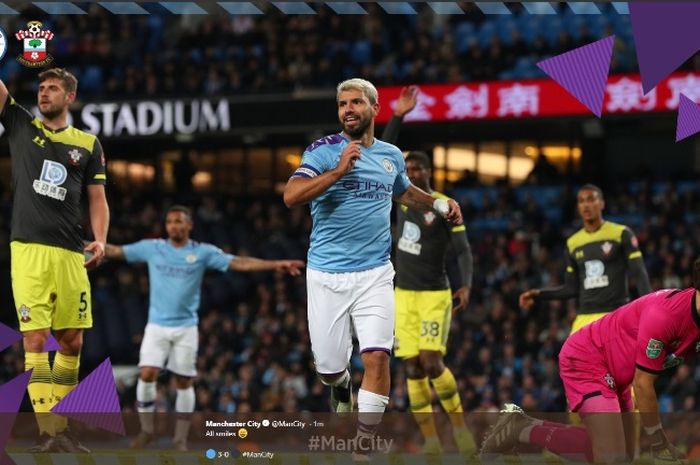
[[39, 104, 63, 120], [342, 115, 371, 138]]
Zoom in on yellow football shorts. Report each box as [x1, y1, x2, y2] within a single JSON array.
[[570, 311, 608, 335], [11, 241, 92, 332], [394, 287, 452, 359]]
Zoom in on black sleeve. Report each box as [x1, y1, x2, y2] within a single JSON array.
[[0, 96, 34, 134], [86, 137, 107, 185], [449, 225, 473, 287], [381, 115, 404, 145], [537, 249, 579, 300], [622, 227, 651, 295]]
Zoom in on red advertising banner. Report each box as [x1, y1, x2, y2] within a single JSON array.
[[376, 72, 700, 123]]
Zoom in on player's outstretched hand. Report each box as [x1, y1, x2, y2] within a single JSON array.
[[394, 85, 418, 118], [84, 241, 105, 269], [335, 140, 362, 175], [452, 286, 471, 314], [519, 289, 539, 310], [276, 260, 305, 277]]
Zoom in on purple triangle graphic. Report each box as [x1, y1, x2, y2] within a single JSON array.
[[0, 371, 32, 465], [676, 94, 700, 142], [537, 36, 614, 117], [630, 2, 700, 95], [51, 358, 124, 435], [0, 323, 21, 353], [43, 334, 60, 352]]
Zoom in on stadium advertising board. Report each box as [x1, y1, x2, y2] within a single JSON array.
[[0, 98, 231, 139], [377, 72, 700, 123], [1, 73, 695, 140]]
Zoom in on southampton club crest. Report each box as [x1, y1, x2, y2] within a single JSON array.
[[19, 304, 31, 322], [68, 149, 82, 166], [15, 21, 54, 68]]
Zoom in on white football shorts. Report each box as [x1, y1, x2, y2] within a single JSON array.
[[306, 262, 395, 374], [139, 322, 198, 377]]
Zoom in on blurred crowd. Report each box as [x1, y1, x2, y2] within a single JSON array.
[[4, 2, 698, 101], [1, 177, 700, 416]]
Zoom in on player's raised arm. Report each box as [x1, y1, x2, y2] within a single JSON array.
[[381, 85, 417, 144], [395, 184, 463, 225], [229, 256, 304, 276], [284, 140, 362, 208]]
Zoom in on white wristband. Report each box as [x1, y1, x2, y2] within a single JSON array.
[[433, 198, 449, 216], [644, 424, 663, 435]]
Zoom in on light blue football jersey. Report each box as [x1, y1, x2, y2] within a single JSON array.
[[293, 133, 410, 272], [123, 239, 233, 327]]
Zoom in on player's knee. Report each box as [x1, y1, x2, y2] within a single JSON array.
[[59, 339, 82, 356], [54, 329, 84, 355], [405, 358, 425, 379], [23, 330, 49, 353], [361, 349, 390, 373], [139, 368, 159, 382], [425, 364, 444, 379], [174, 375, 193, 389], [418, 351, 444, 378]]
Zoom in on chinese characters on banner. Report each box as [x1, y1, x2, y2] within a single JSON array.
[[376, 73, 700, 123]]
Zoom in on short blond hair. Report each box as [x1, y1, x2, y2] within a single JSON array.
[[336, 78, 378, 105]]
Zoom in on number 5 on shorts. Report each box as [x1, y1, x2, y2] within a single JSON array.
[[78, 291, 87, 320]]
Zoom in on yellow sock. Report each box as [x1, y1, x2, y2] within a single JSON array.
[[431, 368, 477, 454], [407, 377, 438, 440], [51, 353, 80, 433], [25, 352, 54, 436], [431, 368, 465, 428]]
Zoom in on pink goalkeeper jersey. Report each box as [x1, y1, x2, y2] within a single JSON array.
[[573, 288, 700, 389]]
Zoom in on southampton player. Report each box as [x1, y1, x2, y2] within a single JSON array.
[[0, 69, 109, 453], [481, 262, 700, 463], [105, 206, 303, 451], [379, 89, 477, 456], [519, 184, 651, 332], [393, 152, 476, 456], [284, 78, 462, 457]]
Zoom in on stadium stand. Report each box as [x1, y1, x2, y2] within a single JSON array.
[[4, 2, 698, 102]]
